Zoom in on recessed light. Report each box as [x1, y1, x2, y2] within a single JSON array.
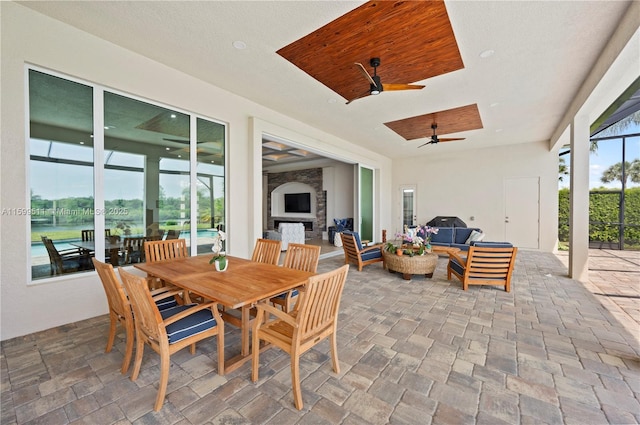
[[327, 98, 337, 104], [479, 49, 495, 58], [495, 129, 503, 133], [490, 102, 500, 107], [232, 40, 247, 50]]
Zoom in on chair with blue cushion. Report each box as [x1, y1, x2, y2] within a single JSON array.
[[447, 242, 518, 292], [270, 243, 321, 312], [118, 268, 225, 411], [92, 258, 180, 375], [340, 230, 384, 271]]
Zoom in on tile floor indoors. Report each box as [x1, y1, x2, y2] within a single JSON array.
[[1, 249, 639, 424]]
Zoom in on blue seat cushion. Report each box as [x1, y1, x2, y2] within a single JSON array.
[[273, 289, 299, 299], [449, 256, 467, 276], [361, 249, 382, 261], [160, 304, 218, 344]]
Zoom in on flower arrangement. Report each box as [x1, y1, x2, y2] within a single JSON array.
[[395, 225, 439, 255], [209, 230, 227, 269]]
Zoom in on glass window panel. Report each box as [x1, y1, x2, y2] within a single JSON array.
[[104, 92, 190, 260], [29, 70, 94, 280], [623, 135, 639, 249], [196, 117, 226, 255], [29, 69, 227, 279]]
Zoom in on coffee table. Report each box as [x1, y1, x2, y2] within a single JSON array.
[[382, 250, 438, 280], [431, 245, 461, 256]]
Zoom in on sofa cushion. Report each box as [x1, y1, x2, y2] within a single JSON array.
[[471, 241, 513, 248], [454, 228, 474, 244], [465, 230, 485, 244], [431, 227, 455, 244]]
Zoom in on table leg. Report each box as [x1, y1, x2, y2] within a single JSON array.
[[402, 273, 412, 280], [241, 305, 250, 356]]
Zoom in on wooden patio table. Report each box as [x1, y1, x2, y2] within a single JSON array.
[[134, 255, 314, 373]]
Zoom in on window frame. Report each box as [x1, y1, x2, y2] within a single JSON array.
[[26, 65, 228, 283]]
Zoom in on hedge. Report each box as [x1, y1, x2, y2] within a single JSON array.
[[558, 187, 640, 247]]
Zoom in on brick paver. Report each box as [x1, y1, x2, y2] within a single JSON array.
[[1, 249, 639, 424]]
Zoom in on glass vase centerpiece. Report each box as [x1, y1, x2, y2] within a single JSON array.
[[209, 230, 227, 271]]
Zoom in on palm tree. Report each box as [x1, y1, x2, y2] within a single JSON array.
[[600, 159, 640, 185], [559, 157, 569, 181]]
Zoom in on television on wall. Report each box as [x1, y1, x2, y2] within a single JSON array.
[[284, 192, 311, 213]]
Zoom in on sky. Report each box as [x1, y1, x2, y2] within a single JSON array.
[[31, 139, 224, 201], [560, 122, 640, 190]]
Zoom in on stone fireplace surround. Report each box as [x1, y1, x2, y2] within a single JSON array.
[[267, 168, 325, 239]]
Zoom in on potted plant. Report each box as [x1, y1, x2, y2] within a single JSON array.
[[209, 230, 228, 271]]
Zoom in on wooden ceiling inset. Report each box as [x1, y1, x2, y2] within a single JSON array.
[[384, 104, 483, 141], [277, 1, 463, 102]]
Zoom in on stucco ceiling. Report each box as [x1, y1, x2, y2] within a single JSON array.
[[20, 0, 634, 165]]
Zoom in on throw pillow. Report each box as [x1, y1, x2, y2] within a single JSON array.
[[334, 218, 348, 232], [465, 230, 485, 244]]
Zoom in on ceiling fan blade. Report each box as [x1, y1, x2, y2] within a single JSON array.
[[354, 62, 376, 86], [345, 88, 371, 104], [438, 137, 466, 142], [381, 83, 425, 91], [417, 139, 434, 148]]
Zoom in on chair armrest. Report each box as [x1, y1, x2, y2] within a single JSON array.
[[255, 301, 298, 327], [162, 301, 221, 326], [58, 248, 82, 256], [448, 251, 466, 265], [151, 288, 183, 302], [360, 243, 383, 254]]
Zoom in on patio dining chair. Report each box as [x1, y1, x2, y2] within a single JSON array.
[[119, 268, 225, 411], [144, 238, 189, 290], [41, 236, 89, 276], [270, 243, 320, 312], [92, 258, 179, 374], [251, 238, 282, 265], [252, 264, 349, 410]]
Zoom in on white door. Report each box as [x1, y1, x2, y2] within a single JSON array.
[[400, 185, 417, 228], [505, 177, 539, 249]]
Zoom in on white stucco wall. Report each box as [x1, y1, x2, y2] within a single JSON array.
[[392, 140, 559, 252], [0, 3, 392, 340]]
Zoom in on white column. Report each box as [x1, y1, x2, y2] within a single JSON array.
[[569, 115, 590, 281]]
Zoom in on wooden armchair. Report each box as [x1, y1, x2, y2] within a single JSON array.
[[270, 243, 321, 312], [221, 238, 284, 328], [340, 230, 384, 271], [447, 242, 518, 292], [252, 264, 349, 410], [41, 236, 89, 275], [251, 238, 282, 265], [143, 238, 188, 288], [119, 268, 224, 411]]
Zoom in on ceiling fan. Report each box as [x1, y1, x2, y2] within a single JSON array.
[[346, 57, 425, 104], [418, 124, 465, 148]]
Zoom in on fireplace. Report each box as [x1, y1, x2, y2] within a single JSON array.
[[274, 220, 313, 231]]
